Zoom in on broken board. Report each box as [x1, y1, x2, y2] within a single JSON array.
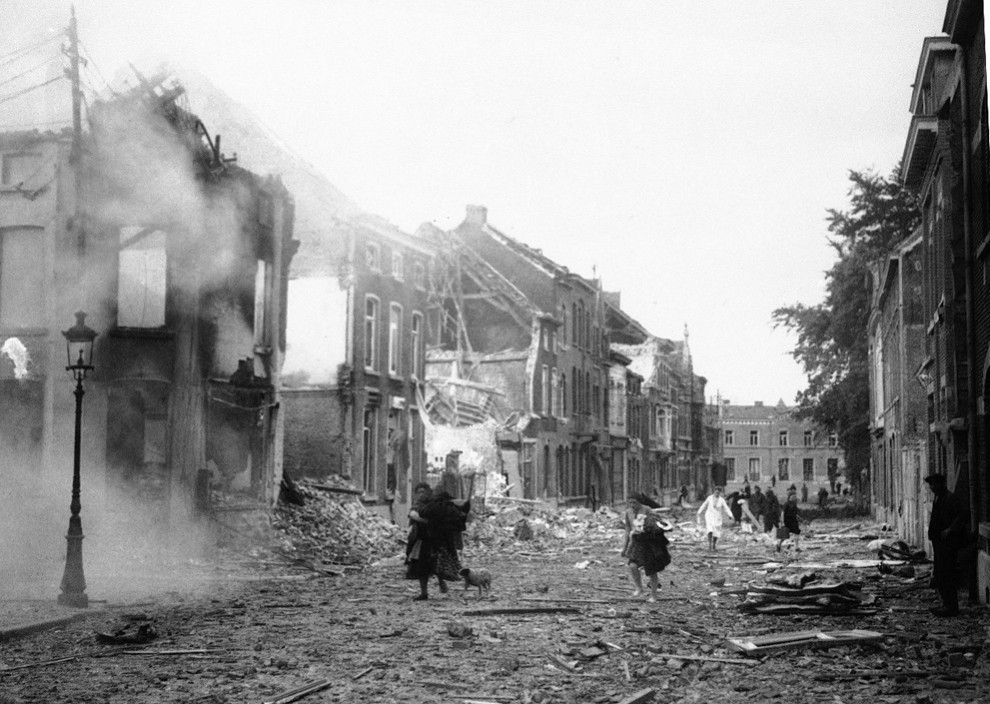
[[724, 629, 883, 656]]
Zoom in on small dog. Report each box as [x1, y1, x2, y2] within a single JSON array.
[[459, 567, 492, 598]]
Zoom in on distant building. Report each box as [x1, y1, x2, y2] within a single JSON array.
[[719, 401, 844, 496], [868, 229, 928, 546]]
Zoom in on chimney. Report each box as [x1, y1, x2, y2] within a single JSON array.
[[754, 401, 763, 407], [465, 204, 487, 226]]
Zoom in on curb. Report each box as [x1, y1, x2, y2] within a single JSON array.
[[0, 612, 92, 642]]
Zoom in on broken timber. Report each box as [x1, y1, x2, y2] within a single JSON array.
[[261, 678, 332, 704], [462, 606, 580, 616], [724, 629, 883, 657]]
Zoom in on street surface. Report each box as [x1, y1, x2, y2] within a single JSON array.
[[1, 506, 989, 703]]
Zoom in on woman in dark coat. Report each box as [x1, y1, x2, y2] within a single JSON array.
[[405, 490, 469, 601]]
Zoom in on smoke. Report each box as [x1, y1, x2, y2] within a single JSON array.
[[1, 72, 260, 605], [1, 338, 32, 379]]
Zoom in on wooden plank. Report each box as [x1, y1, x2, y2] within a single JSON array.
[[724, 629, 883, 656], [650, 652, 753, 665]]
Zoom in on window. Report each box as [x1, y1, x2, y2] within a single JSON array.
[[803, 458, 814, 480], [725, 457, 736, 481], [571, 303, 578, 345], [828, 433, 838, 447], [118, 227, 166, 328], [778, 430, 788, 446], [541, 364, 550, 414], [413, 262, 426, 290], [803, 430, 813, 447], [391, 251, 404, 281], [1, 152, 40, 186], [364, 296, 379, 371], [365, 242, 380, 271], [551, 367, 559, 418], [749, 430, 759, 446], [0, 227, 45, 328], [724, 429, 734, 445], [560, 373, 567, 416], [778, 458, 789, 481], [362, 408, 377, 493], [410, 312, 422, 378], [560, 304, 568, 349], [748, 457, 761, 481], [253, 260, 270, 349], [388, 303, 402, 375]]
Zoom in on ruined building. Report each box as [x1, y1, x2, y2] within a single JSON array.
[[0, 75, 297, 527]]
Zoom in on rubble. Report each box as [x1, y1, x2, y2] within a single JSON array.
[[270, 479, 405, 566]]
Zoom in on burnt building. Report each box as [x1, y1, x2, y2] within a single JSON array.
[[0, 75, 297, 530]]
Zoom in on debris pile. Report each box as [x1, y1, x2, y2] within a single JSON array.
[[464, 502, 624, 551], [737, 570, 877, 615], [271, 479, 406, 566]]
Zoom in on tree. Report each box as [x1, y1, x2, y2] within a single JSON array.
[[772, 167, 919, 497]]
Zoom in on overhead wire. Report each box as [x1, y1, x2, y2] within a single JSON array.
[[79, 40, 115, 96], [0, 75, 65, 106], [0, 55, 60, 89], [0, 33, 61, 69]]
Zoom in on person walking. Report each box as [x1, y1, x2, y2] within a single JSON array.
[[763, 488, 781, 534], [925, 473, 968, 617], [405, 489, 469, 601], [696, 486, 734, 551], [776, 493, 804, 552], [749, 485, 766, 528], [622, 493, 672, 602]]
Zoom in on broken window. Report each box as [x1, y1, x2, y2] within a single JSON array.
[[0, 227, 44, 328], [365, 242, 380, 272], [254, 260, 270, 349], [778, 430, 788, 446], [117, 227, 166, 328]]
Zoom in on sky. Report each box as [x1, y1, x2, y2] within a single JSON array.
[[4, 0, 950, 406]]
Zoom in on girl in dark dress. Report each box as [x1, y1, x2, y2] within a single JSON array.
[[622, 493, 672, 602]]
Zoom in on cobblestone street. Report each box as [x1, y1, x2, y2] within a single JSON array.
[[2, 512, 989, 704]]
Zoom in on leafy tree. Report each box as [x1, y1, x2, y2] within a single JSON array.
[[773, 167, 919, 497]]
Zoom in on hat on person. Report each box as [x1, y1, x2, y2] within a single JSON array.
[[924, 473, 947, 485]]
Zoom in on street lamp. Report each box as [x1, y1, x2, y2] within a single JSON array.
[[58, 311, 97, 608]]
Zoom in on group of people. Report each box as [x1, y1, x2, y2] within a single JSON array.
[[694, 484, 805, 552], [405, 473, 970, 618]]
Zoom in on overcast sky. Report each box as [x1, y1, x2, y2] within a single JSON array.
[[6, 1, 949, 405]]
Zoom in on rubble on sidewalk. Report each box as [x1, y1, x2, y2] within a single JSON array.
[[270, 478, 406, 566]]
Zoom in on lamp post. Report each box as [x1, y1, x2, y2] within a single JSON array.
[[58, 311, 97, 608]]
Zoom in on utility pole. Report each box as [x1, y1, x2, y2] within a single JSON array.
[[66, 7, 82, 164], [64, 6, 86, 252]]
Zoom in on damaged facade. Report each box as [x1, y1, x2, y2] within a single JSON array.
[[281, 216, 433, 522], [875, 0, 990, 557], [0, 75, 297, 526], [420, 205, 716, 508]]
